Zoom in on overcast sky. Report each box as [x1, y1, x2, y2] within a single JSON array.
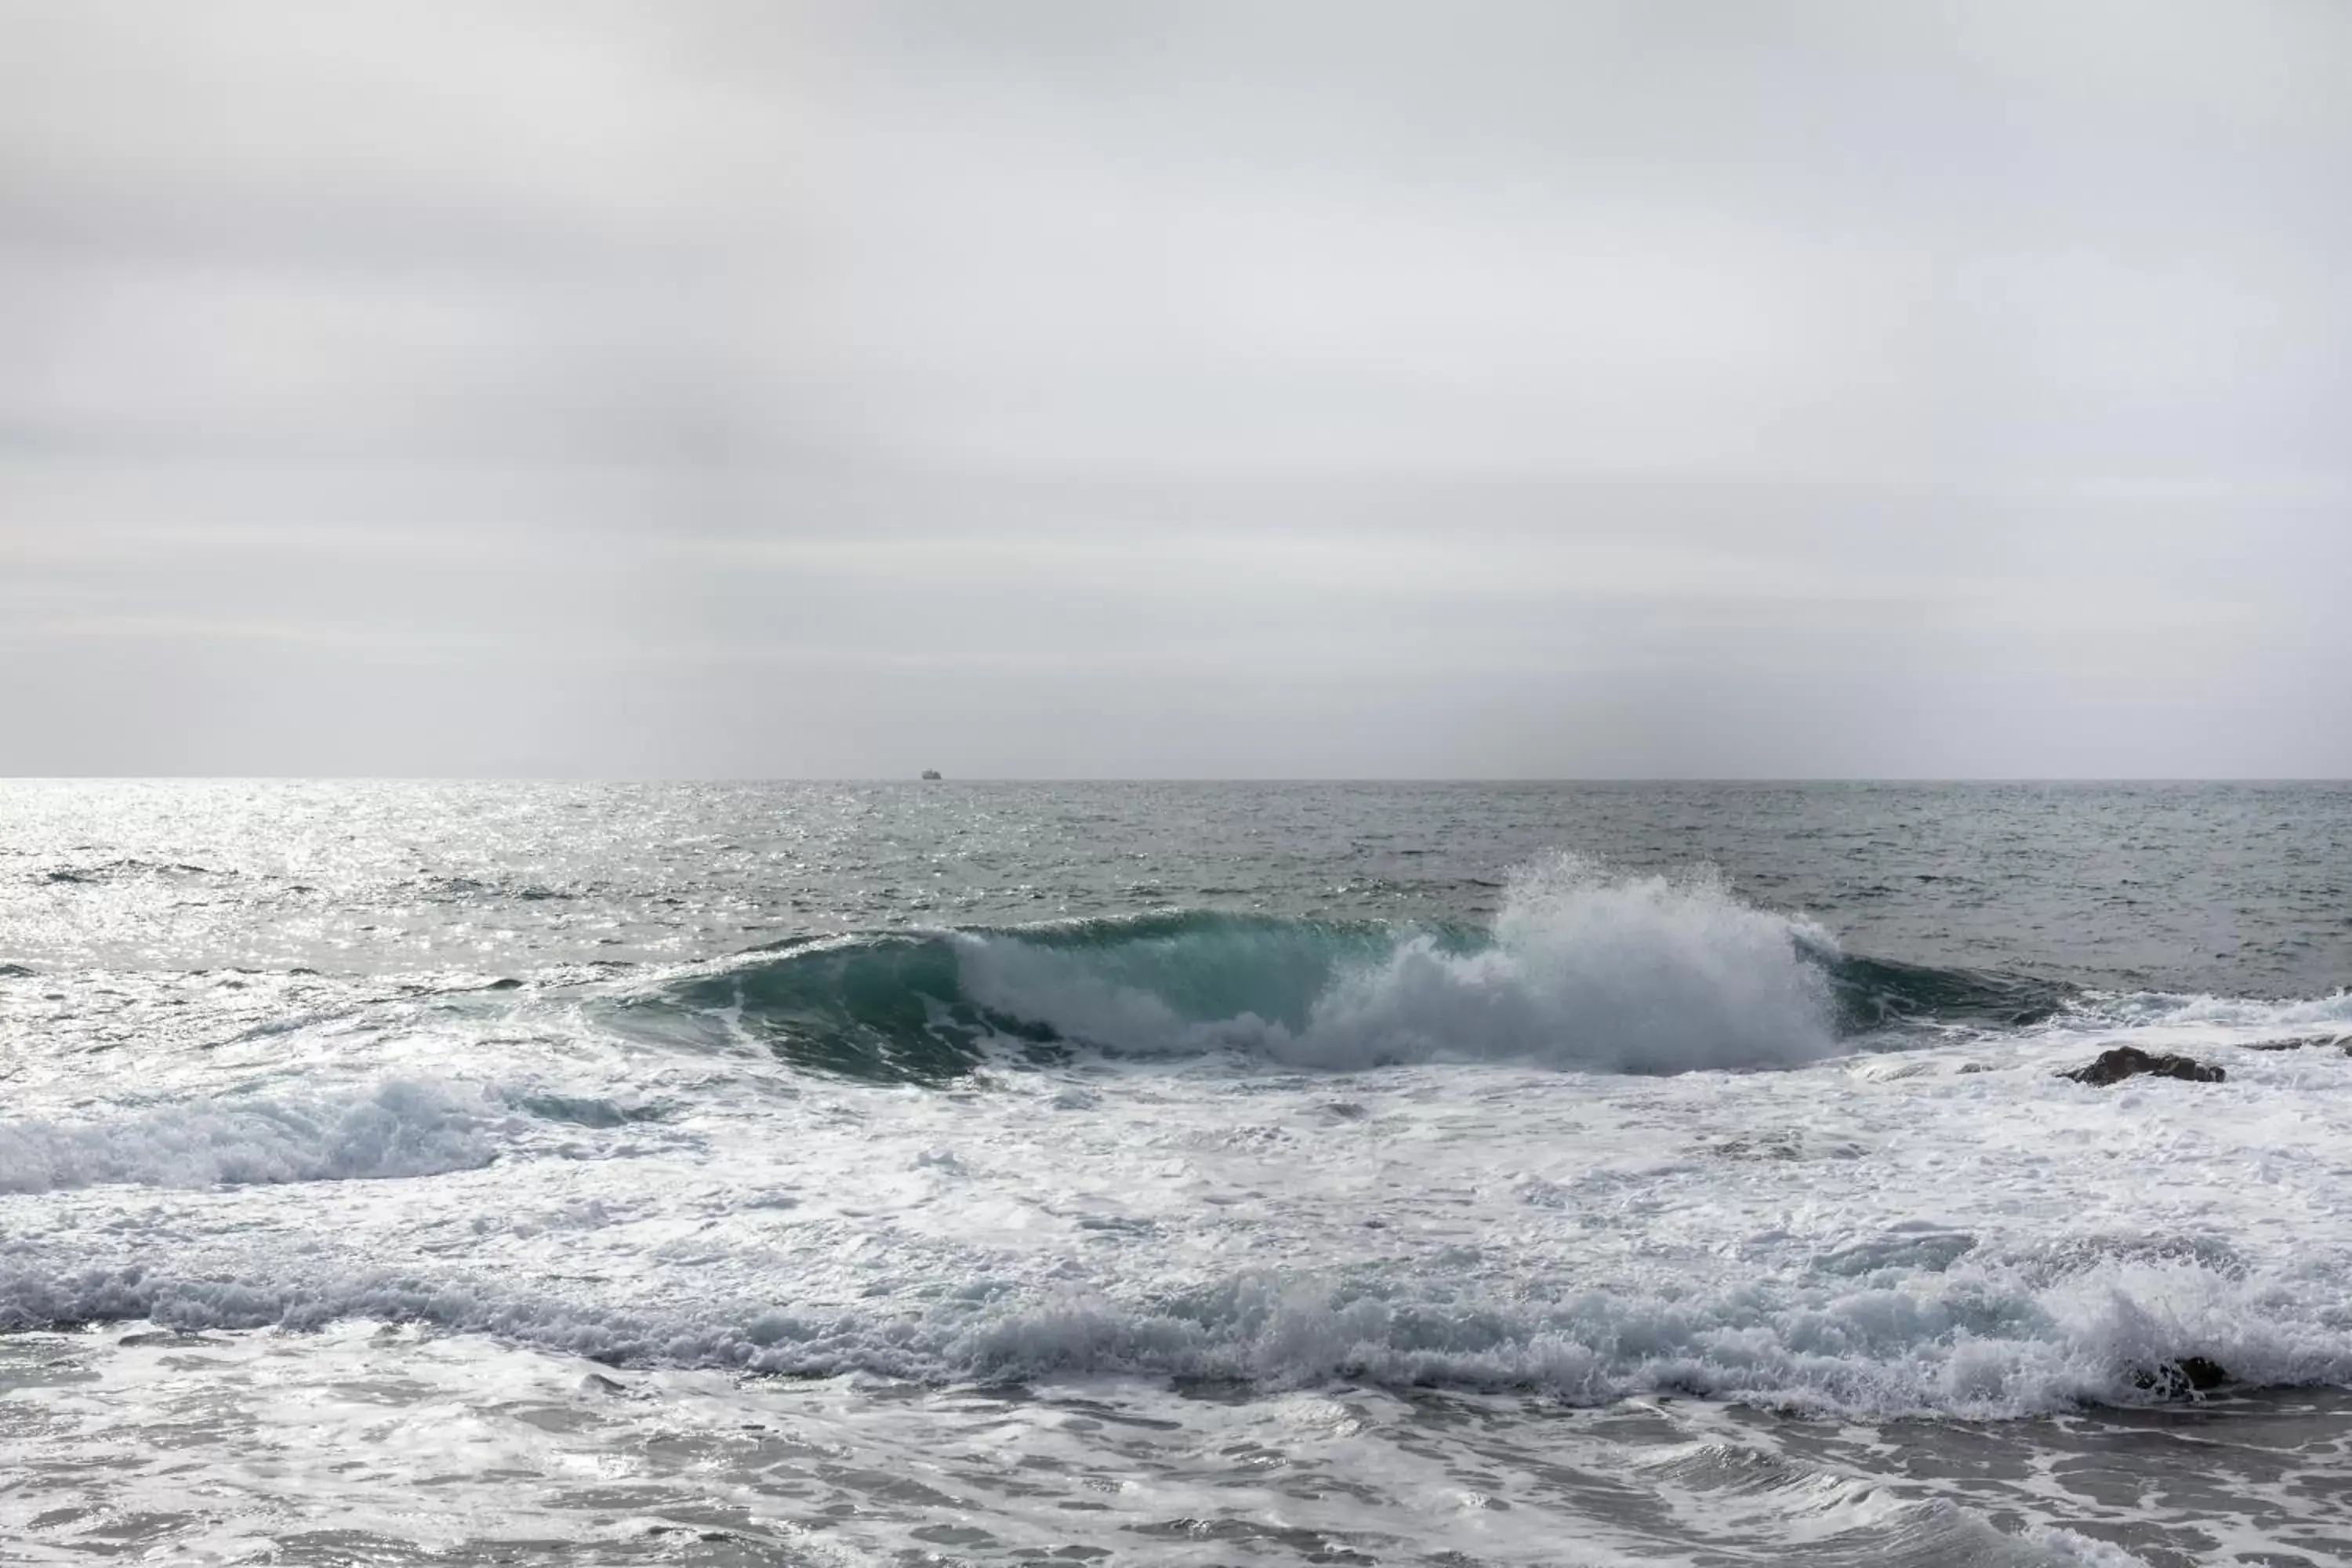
[[4, 1, 2348, 776]]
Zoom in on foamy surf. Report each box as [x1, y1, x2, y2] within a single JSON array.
[[8, 986, 2350, 1423], [0, 1078, 503, 1195]]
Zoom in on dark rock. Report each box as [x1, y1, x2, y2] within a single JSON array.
[[2060, 1047, 2224, 1087], [2131, 1356, 2230, 1399]]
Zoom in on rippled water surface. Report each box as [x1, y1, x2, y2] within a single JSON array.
[[2, 781, 2349, 1565]]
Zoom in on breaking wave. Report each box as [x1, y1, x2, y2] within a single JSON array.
[[605, 855, 2071, 1081], [3, 1246, 2339, 1420], [0, 1080, 503, 1195]]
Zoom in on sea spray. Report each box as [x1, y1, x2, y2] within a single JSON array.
[[1276, 853, 1837, 1071]]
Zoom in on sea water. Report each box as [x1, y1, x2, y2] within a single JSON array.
[[2, 780, 2349, 1565]]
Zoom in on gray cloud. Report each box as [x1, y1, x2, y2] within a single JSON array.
[[2, 1, 2347, 775]]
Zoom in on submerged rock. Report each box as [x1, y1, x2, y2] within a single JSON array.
[[2060, 1046, 2225, 1087], [2241, 1033, 2352, 1052]]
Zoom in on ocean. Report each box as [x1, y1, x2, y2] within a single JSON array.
[[2, 779, 2350, 1566]]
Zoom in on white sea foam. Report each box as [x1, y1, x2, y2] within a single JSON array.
[[3, 988, 2344, 1565], [1, 1242, 2339, 1423], [9, 1319, 2213, 1568], [9, 1016, 2350, 1422], [2079, 988, 2352, 1032], [0, 1078, 500, 1194]]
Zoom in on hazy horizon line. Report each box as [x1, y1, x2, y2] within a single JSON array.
[[7, 775, 2349, 787]]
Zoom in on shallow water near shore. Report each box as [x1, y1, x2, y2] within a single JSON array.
[[5, 1327, 2350, 1566], [3, 780, 2350, 1564], [13, 1335, 2352, 1561]]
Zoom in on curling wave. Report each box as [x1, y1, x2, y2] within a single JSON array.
[[606, 856, 2071, 1081]]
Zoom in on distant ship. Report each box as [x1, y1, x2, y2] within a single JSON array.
[[920, 769, 942, 781]]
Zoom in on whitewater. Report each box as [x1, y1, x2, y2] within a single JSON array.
[[3, 781, 2350, 1566]]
